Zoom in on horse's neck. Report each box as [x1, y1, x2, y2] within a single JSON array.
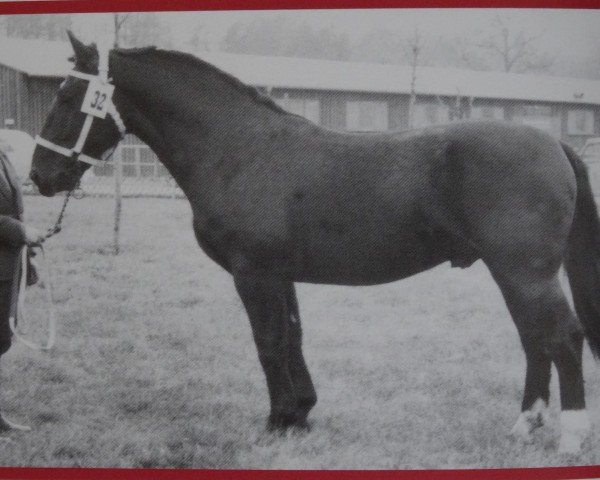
[[110, 52, 279, 192]]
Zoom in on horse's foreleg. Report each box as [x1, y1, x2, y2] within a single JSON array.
[[286, 285, 317, 426], [234, 270, 298, 430]]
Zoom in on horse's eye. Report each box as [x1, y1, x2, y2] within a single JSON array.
[[57, 89, 77, 105]]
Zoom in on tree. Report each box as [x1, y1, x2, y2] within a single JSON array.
[[462, 16, 554, 73], [113, 13, 129, 48], [407, 29, 422, 129], [114, 13, 170, 48]]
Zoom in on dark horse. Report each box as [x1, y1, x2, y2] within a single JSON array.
[[31, 32, 599, 454]]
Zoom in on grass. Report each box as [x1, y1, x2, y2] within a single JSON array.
[[0, 195, 597, 468]]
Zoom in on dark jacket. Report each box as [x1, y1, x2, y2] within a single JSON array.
[[0, 152, 26, 281]]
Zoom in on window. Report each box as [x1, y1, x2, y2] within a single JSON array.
[[413, 103, 450, 128], [512, 104, 561, 138], [139, 148, 158, 177], [518, 105, 552, 116], [121, 147, 137, 177], [92, 144, 164, 178], [568, 109, 595, 136], [471, 105, 504, 121], [275, 96, 320, 124], [346, 101, 389, 131], [581, 141, 600, 165], [92, 163, 113, 177]]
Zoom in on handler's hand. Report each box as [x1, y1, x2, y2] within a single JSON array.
[[24, 226, 44, 246]]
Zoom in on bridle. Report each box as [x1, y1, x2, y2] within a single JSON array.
[[12, 46, 128, 351], [34, 46, 127, 167]]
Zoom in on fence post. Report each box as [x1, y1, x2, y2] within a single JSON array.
[[113, 145, 122, 255]]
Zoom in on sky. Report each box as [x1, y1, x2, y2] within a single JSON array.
[[70, 9, 600, 65]]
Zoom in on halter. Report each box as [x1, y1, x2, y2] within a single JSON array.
[[35, 46, 126, 166]]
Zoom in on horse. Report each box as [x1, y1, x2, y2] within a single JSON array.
[[30, 31, 600, 454]]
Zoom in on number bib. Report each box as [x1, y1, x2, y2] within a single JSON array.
[[81, 79, 115, 119]]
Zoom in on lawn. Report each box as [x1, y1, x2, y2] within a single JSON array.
[[0, 194, 598, 469]]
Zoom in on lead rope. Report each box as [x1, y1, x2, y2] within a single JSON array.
[[8, 191, 73, 351]]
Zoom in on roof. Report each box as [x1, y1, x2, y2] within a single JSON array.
[[200, 52, 600, 106], [0, 38, 73, 77], [1, 37, 600, 106]]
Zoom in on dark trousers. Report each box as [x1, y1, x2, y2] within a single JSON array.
[[0, 280, 13, 356]]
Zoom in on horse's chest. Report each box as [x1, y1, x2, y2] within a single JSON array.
[[193, 209, 290, 271]]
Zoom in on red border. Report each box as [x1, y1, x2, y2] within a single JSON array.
[[0, 467, 599, 480], [1, 1, 600, 479], [0, 0, 599, 14]]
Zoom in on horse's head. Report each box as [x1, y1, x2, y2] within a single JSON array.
[[30, 31, 125, 196]]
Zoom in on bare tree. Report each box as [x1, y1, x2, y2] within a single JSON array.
[[113, 13, 129, 48], [407, 28, 422, 129], [466, 16, 554, 73], [112, 13, 128, 255]]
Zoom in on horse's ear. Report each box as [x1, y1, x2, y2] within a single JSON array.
[[67, 30, 88, 59], [66, 30, 98, 72]]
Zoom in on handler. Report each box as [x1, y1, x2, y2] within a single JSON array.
[[0, 150, 44, 432]]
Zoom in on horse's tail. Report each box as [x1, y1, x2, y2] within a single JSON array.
[[563, 142, 600, 358]]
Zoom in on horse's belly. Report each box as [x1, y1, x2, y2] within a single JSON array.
[[293, 227, 450, 285]]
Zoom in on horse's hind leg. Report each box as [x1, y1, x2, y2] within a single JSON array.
[[492, 271, 590, 453], [286, 285, 317, 426]]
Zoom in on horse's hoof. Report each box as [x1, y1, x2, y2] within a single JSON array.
[[510, 421, 533, 444], [296, 396, 317, 414], [510, 399, 547, 441], [291, 417, 312, 432], [0, 414, 31, 432], [267, 413, 297, 432], [558, 433, 583, 455], [267, 410, 312, 432], [558, 410, 590, 455]]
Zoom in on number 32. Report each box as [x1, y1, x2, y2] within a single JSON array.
[[90, 91, 107, 111]]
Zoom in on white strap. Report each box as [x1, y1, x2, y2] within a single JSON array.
[[108, 102, 126, 138], [35, 135, 102, 166], [68, 70, 98, 82], [35, 46, 126, 166], [97, 43, 110, 84], [9, 246, 57, 351], [35, 135, 72, 158], [73, 114, 94, 154]]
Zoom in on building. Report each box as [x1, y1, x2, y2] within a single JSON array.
[[1, 37, 599, 181]]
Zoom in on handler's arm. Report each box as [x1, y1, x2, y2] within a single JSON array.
[[0, 215, 27, 247], [0, 217, 42, 247]]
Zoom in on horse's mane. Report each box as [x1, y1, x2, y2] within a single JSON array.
[[115, 46, 289, 115]]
